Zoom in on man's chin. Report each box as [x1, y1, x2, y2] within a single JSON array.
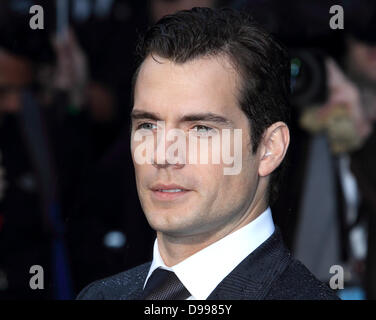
[[147, 215, 201, 238]]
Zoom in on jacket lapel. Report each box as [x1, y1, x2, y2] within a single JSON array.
[[207, 227, 292, 300], [119, 263, 151, 300]]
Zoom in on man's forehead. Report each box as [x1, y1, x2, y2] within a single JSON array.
[[133, 54, 240, 118], [136, 54, 238, 89]]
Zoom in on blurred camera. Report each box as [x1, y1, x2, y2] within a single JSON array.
[[289, 49, 327, 109]]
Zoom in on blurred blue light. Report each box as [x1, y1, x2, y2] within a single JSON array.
[[338, 287, 366, 300], [104, 231, 126, 249]]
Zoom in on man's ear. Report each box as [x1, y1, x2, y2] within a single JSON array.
[[258, 122, 290, 177]]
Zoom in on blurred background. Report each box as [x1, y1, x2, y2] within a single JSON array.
[[0, 0, 375, 300]]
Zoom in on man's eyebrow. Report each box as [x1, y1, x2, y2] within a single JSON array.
[[181, 113, 234, 126], [130, 110, 234, 126], [130, 110, 162, 121]]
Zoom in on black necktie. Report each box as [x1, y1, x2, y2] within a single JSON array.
[[142, 268, 191, 300]]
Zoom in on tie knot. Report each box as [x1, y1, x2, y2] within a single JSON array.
[[142, 268, 191, 300]]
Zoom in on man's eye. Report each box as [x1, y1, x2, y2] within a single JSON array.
[[192, 125, 214, 135], [137, 123, 157, 130]]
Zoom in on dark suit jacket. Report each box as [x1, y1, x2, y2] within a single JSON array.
[[77, 227, 340, 300]]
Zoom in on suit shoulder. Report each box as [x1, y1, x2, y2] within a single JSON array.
[[76, 262, 151, 300], [266, 258, 340, 300]]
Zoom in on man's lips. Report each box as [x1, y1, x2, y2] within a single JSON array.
[[150, 184, 192, 201], [151, 183, 189, 191]]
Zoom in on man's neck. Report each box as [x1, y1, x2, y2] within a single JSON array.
[[156, 198, 268, 267]]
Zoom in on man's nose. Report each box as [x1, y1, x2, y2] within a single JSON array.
[[151, 129, 186, 170]]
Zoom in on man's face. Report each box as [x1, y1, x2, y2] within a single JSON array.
[[131, 55, 264, 238]]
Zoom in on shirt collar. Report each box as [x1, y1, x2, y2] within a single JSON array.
[[144, 207, 275, 300]]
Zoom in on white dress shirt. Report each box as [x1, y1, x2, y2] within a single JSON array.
[[144, 207, 275, 300]]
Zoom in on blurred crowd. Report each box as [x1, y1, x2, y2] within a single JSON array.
[[0, 0, 375, 299]]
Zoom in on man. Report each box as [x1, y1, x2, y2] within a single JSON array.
[[77, 7, 339, 300]]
